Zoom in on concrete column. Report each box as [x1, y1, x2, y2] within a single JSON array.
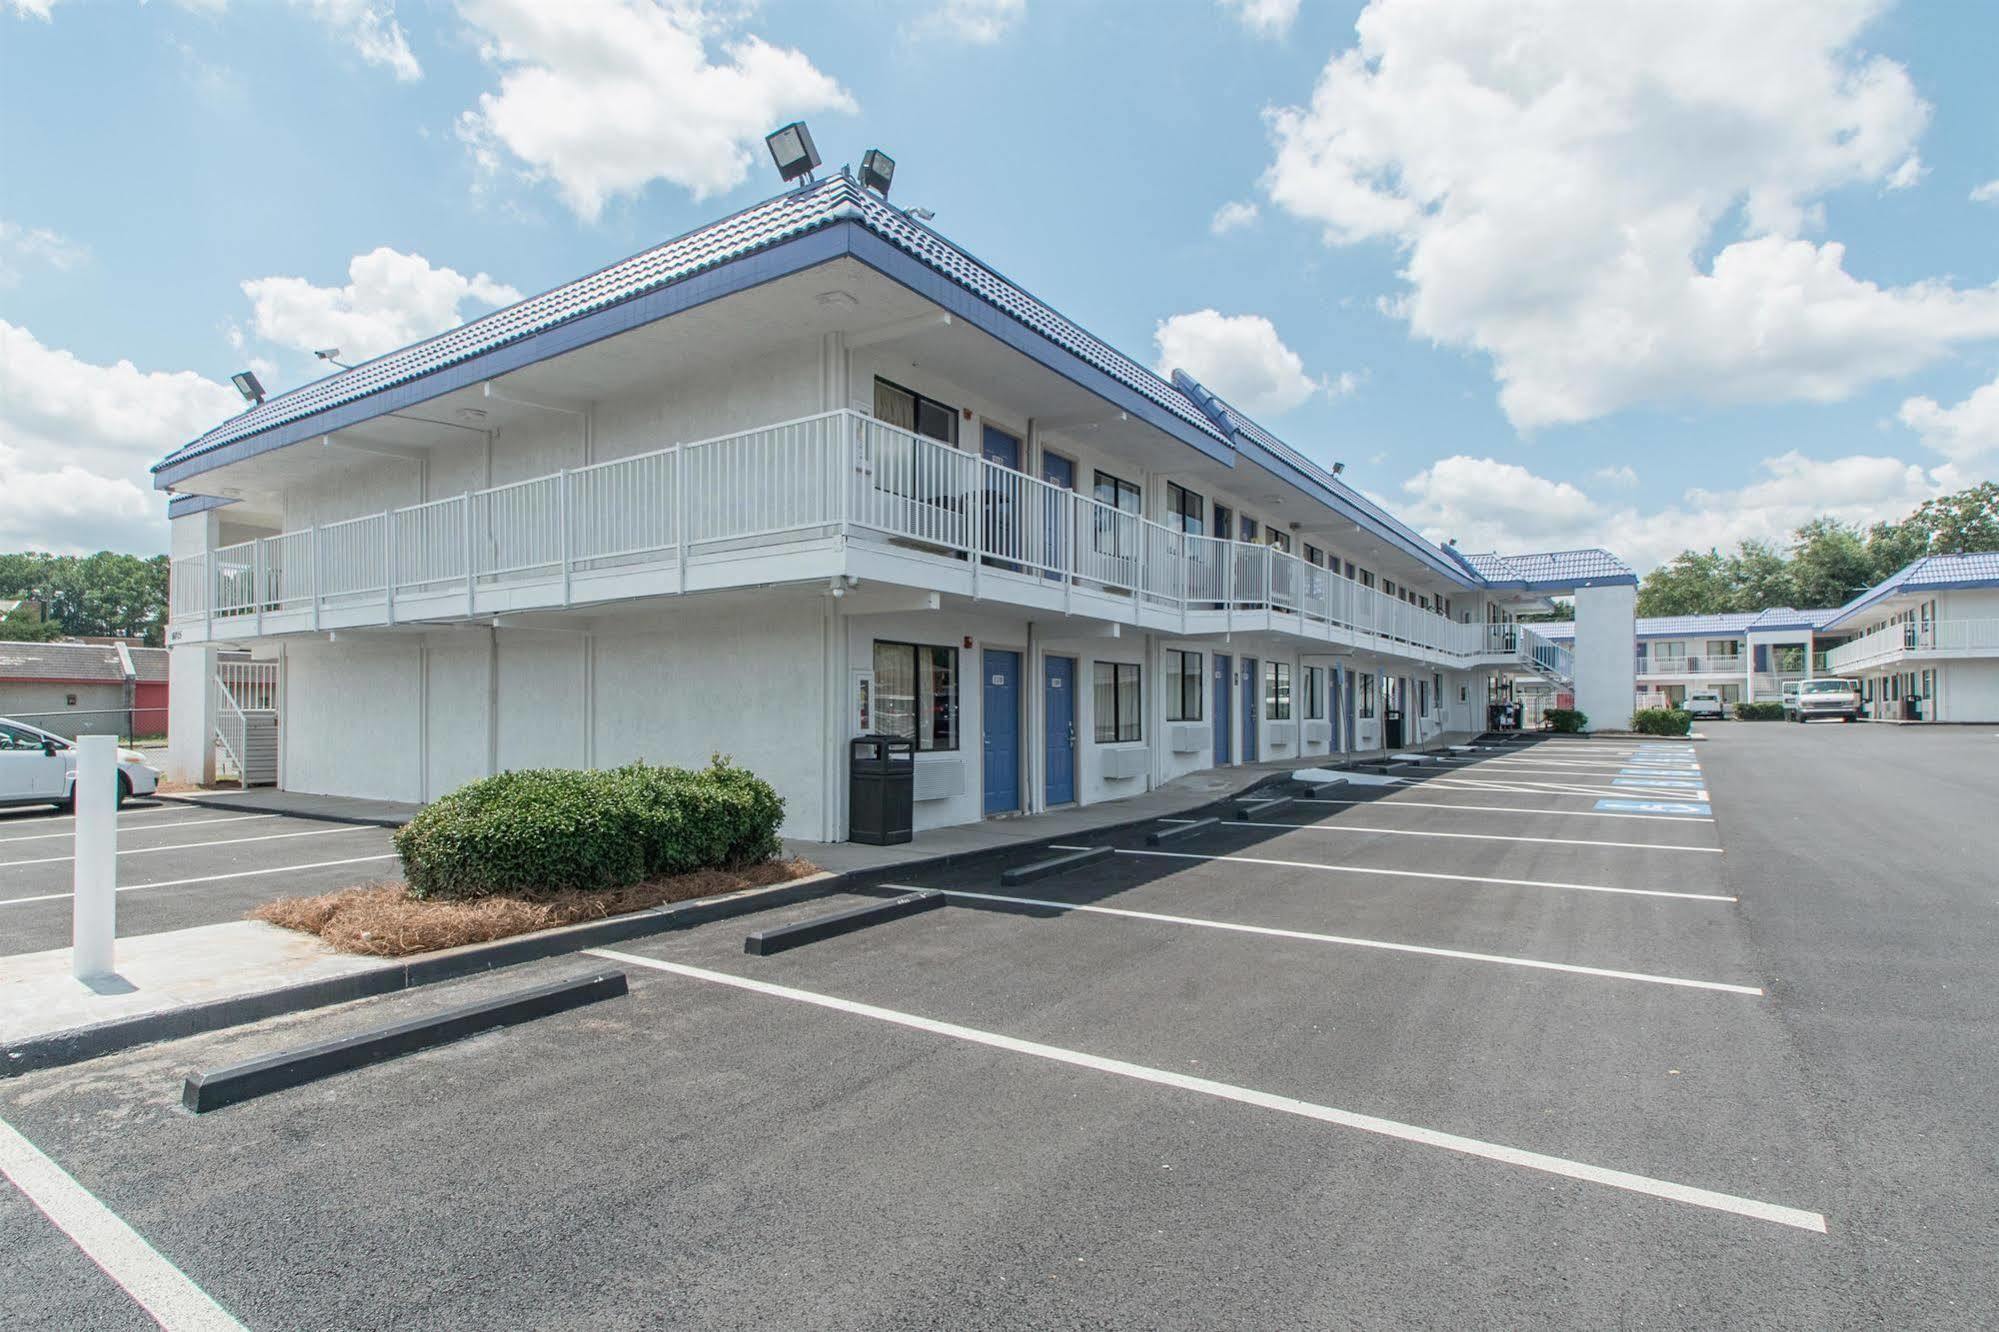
[[1572, 583, 1637, 732]]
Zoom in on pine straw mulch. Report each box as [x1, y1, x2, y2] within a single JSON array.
[[250, 857, 821, 958]]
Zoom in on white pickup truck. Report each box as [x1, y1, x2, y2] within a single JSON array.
[[1681, 690, 1726, 719]]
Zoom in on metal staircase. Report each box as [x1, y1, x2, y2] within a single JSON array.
[[1514, 626, 1575, 687], [213, 661, 279, 787]]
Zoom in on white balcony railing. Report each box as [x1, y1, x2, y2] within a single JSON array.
[[1826, 619, 1999, 673], [169, 408, 1542, 668], [1637, 654, 1744, 676]]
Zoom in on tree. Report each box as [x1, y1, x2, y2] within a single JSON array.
[[1723, 540, 1796, 611], [1900, 481, 1999, 556], [1787, 517, 1876, 609], [0, 552, 170, 644], [0, 605, 63, 642], [1637, 549, 1733, 616]]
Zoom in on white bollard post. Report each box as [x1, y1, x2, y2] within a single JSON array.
[[71, 735, 118, 982]]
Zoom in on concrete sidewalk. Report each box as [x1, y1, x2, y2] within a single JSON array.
[[161, 736, 1477, 874]]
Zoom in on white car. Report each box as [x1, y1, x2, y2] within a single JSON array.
[[1794, 678, 1861, 723], [1681, 690, 1726, 719], [0, 718, 161, 811]]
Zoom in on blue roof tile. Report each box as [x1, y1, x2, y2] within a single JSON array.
[[157, 174, 1226, 476], [1824, 551, 1999, 628]]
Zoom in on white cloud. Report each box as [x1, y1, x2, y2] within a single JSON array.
[[240, 247, 520, 363], [920, 0, 1024, 44], [296, 1, 422, 81], [456, 0, 855, 220], [5, 0, 60, 18], [1899, 373, 1999, 464], [1328, 369, 1365, 399], [1591, 464, 1639, 488], [1971, 179, 1999, 204], [1395, 450, 1945, 572], [1210, 200, 1260, 235], [1883, 155, 1926, 190], [1219, 0, 1300, 38], [0, 220, 86, 286], [0, 319, 241, 554], [1262, 0, 1999, 429], [1154, 309, 1322, 416]]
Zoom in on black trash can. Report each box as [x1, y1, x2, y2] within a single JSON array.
[[1384, 708, 1405, 749], [1902, 696, 1919, 721], [849, 735, 915, 845]]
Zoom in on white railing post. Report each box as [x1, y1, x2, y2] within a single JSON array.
[[254, 539, 266, 636], [462, 494, 476, 616], [970, 456, 984, 602], [310, 525, 321, 632], [558, 467, 572, 605], [836, 412, 851, 539], [383, 508, 396, 626], [675, 444, 688, 591]]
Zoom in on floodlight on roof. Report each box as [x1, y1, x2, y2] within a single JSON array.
[[860, 148, 895, 198], [1331, 461, 1345, 475], [765, 121, 820, 185], [230, 371, 266, 406], [314, 348, 353, 369]]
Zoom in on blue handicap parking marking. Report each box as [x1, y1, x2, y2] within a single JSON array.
[[1612, 776, 1708, 791], [1595, 798, 1712, 816]]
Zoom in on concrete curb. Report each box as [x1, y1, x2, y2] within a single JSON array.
[[181, 970, 629, 1112], [152, 793, 410, 829], [2, 874, 843, 1078], [1146, 817, 1218, 845], [744, 890, 942, 956], [999, 845, 1114, 886]]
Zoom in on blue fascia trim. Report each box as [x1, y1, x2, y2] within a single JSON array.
[[166, 493, 239, 518], [1224, 437, 1480, 589], [839, 230, 1234, 469], [155, 220, 1239, 490], [154, 227, 859, 490], [1823, 577, 1999, 630]]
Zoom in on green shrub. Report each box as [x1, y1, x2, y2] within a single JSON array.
[[393, 757, 785, 900], [1543, 708, 1588, 734], [1631, 707, 1693, 736], [1735, 701, 1785, 721]]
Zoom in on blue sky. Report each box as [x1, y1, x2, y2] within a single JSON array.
[[2, 0, 1995, 567]]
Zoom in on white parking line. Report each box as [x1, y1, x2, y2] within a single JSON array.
[[1218, 820, 1721, 853], [0, 854, 401, 907], [0, 826, 374, 869], [1299, 798, 1715, 824], [591, 950, 1819, 1232], [0, 803, 203, 828], [893, 885, 1762, 994], [1046, 846, 1735, 902], [0, 814, 277, 846], [0, 1115, 246, 1330], [1425, 778, 1709, 800]]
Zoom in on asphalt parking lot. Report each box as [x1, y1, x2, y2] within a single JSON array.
[[0, 800, 400, 957], [2, 725, 1995, 1329]]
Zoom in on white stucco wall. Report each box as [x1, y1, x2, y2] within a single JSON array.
[[1572, 583, 1638, 731]]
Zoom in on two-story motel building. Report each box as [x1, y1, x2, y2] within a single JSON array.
[[156, 170, 1639, 841], [1537, 552, 1999, 723]]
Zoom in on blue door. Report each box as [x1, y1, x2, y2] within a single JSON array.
[[1241, 655, 1259, 761], [983, 427, 1022, 570], [1212, 653, 1232, 764], [983, 649, 1021, 815], [1044, 656, 1076, 805], [1041, 451, 1074, 580]]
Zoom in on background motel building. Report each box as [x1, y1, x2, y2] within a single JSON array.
[[155, 171, 1641, 842], [1536, 552, 1999, 722]]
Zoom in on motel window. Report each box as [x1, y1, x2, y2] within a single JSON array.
[[1266, 527, 1292, 554], [872, 641, 959, 751], [1264, 661, 1293, 721], [873, 378, 957, 445], [1358, 672, 1376, 718], [1359, 570, 1375, 590], [1166, 483, 1204, 535], [1707, 640, 1738, 658], [1239, 513, 1258, 543], [1094, 470, 1140, 515], [1305, 666, 1325, 720], [1165, 650, 1203, 722], [1305, 543, 1324, 567], [1094, 662, 1142, 743], [1344, 561, 1356, 579], [1382, 578, 1397, 598], [1213, 502, 1233, 540], [1433, 673, 1443, 712], [1418, 678, 1429, 715]]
